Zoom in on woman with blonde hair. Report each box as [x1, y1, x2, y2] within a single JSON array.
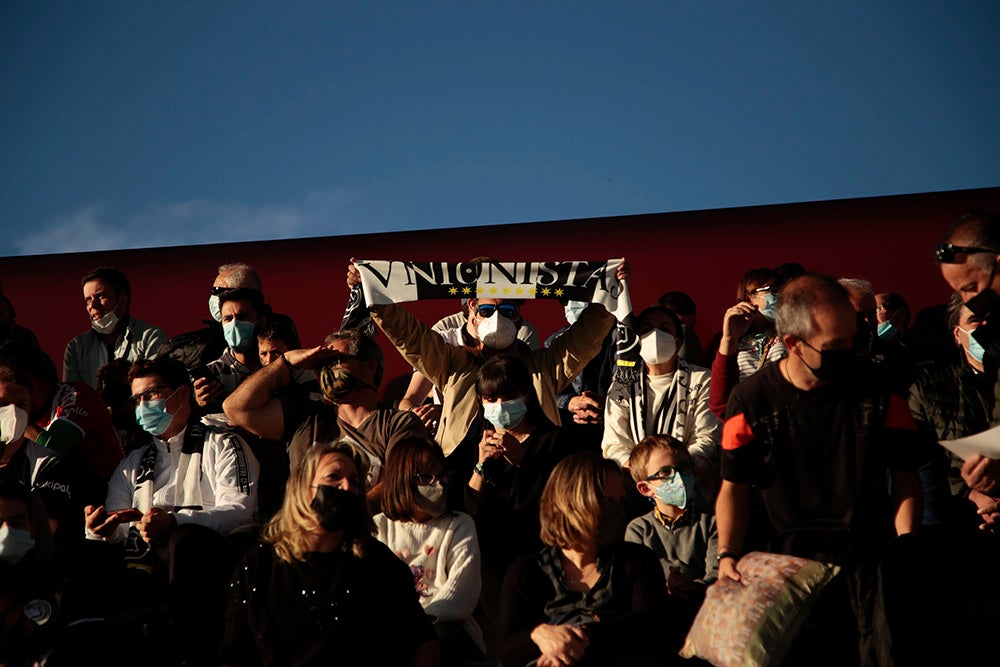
[[219, 440, 439, 667], [497, 452, 674, 667]]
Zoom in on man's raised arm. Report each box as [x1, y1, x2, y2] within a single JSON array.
[[224, 346, 330, 441]]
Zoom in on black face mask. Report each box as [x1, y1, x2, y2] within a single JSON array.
[[965, 286, 1000, 321], [310, 485, 364, 533], [800, 343, 859, 385], [853, 312, 875, 354]]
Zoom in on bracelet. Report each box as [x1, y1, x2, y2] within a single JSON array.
[[716, 551, 740, 563], [280, 353, 296, 369], [473, 463, 485, 477]]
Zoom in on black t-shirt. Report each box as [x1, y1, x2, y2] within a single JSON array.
[[721, 362, 922, 558]]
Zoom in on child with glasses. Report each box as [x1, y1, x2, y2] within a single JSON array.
[[373, 437, 486, 666], [625, 434, 718, 633]]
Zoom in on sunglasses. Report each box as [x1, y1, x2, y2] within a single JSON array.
[[210, 286, 232, 296], [476, 303, 519, 319], [323, 353, 359, 366], [934, 243, 1000, 264], [644, 463, 694, 483]]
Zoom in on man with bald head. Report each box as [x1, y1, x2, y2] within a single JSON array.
[[715, 273, 923, 665], [934, 209, 1000, 496]]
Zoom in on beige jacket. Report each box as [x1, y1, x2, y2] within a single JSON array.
[[370, 303, 615, 455]]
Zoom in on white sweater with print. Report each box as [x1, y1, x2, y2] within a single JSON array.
[[373, 510, 484, 652]]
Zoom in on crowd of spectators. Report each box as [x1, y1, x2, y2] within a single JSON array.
[[0, 208, 998, 666]]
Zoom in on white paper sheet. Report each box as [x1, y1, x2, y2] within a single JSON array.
[[939, 425, 1000, 461]]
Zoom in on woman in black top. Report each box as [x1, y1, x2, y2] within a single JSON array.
[[219, 440, 438, 667], [497, 452, 675, 667]]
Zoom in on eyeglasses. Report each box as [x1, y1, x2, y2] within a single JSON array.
[[750, 284, 776, 295], [324, 353, 359, 366], [476, 303, 519, 319], [644, 463, 693, 483], [934, 243, 1000, 264], [128, 385, 173, 407], [412, 471, 453, 486], [210, 286, 232, 296]]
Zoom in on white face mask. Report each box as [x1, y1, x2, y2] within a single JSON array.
[[208, 294, 223, 322], [91, 309, 120, 335], [0, 404, 28, 446], [477, 313, 517, 349], [563, 300, 589, 325], [639, 329, 677, 365], [0, 524, 35, 564]]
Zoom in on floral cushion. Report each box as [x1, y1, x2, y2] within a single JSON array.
[[679, 551, 841, 667]]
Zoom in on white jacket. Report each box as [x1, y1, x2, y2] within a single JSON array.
[[87, 417, 259, 541]]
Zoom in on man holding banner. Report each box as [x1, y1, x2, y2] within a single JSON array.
[[347, 258, 630, 463]]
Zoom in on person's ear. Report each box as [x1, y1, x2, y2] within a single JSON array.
[[953, 325, 964, 347], [176, 384, 192, 406], [636, 480, 655, 498], [781, 333, 799, 354]]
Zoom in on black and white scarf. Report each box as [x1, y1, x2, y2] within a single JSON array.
[[123, 421, 209, 563], [609, 359, 692, 445]]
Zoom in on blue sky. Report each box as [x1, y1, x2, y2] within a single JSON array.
[[2, 1, 998, 257]]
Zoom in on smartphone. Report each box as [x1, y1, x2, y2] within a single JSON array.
[[109, 508, 143, 522], [190, 364, 212, 382]]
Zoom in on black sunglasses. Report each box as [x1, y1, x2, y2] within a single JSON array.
[[323, 353, 359, 366], [476, 303, 519, 319], [210, 286, 232, 296], [934, 243, 1000, 264]]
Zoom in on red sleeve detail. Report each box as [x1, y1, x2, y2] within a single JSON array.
[[884, 394, 917, 432], [709, 351, 739, 421], [722, 412, 755, 451]]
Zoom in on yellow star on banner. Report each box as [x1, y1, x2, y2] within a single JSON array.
[[489, 287, 498, 295], [515, 287, 524, 295], [554, 288, 564, 296], [527, 287, 536, 296], [462, 287, 472, 295], [477, 287, 485, 295], [541, 288, 551, 296], [448, 287, 458, 295], [502, 287, 511, 295]]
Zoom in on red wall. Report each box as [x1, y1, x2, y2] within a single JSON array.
[[4, 186, 999, 400]]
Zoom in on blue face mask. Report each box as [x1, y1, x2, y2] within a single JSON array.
[[650, 470, 695, 510], [223, 319, 256, 352], [959, 326, 986, 363], [482, 397, 528, 431], [876, 321, 896, 340], [135, 398, 174, 437], [759, 292, 777, 321]]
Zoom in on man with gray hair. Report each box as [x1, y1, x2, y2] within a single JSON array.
[[715, 273, 923, 665], [222, 328, 429, 516]]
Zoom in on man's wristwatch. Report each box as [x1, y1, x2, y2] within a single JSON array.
[[716, 551, 740, 563]]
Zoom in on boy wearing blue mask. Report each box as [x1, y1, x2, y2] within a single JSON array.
[[625, 434, 718, 611]]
